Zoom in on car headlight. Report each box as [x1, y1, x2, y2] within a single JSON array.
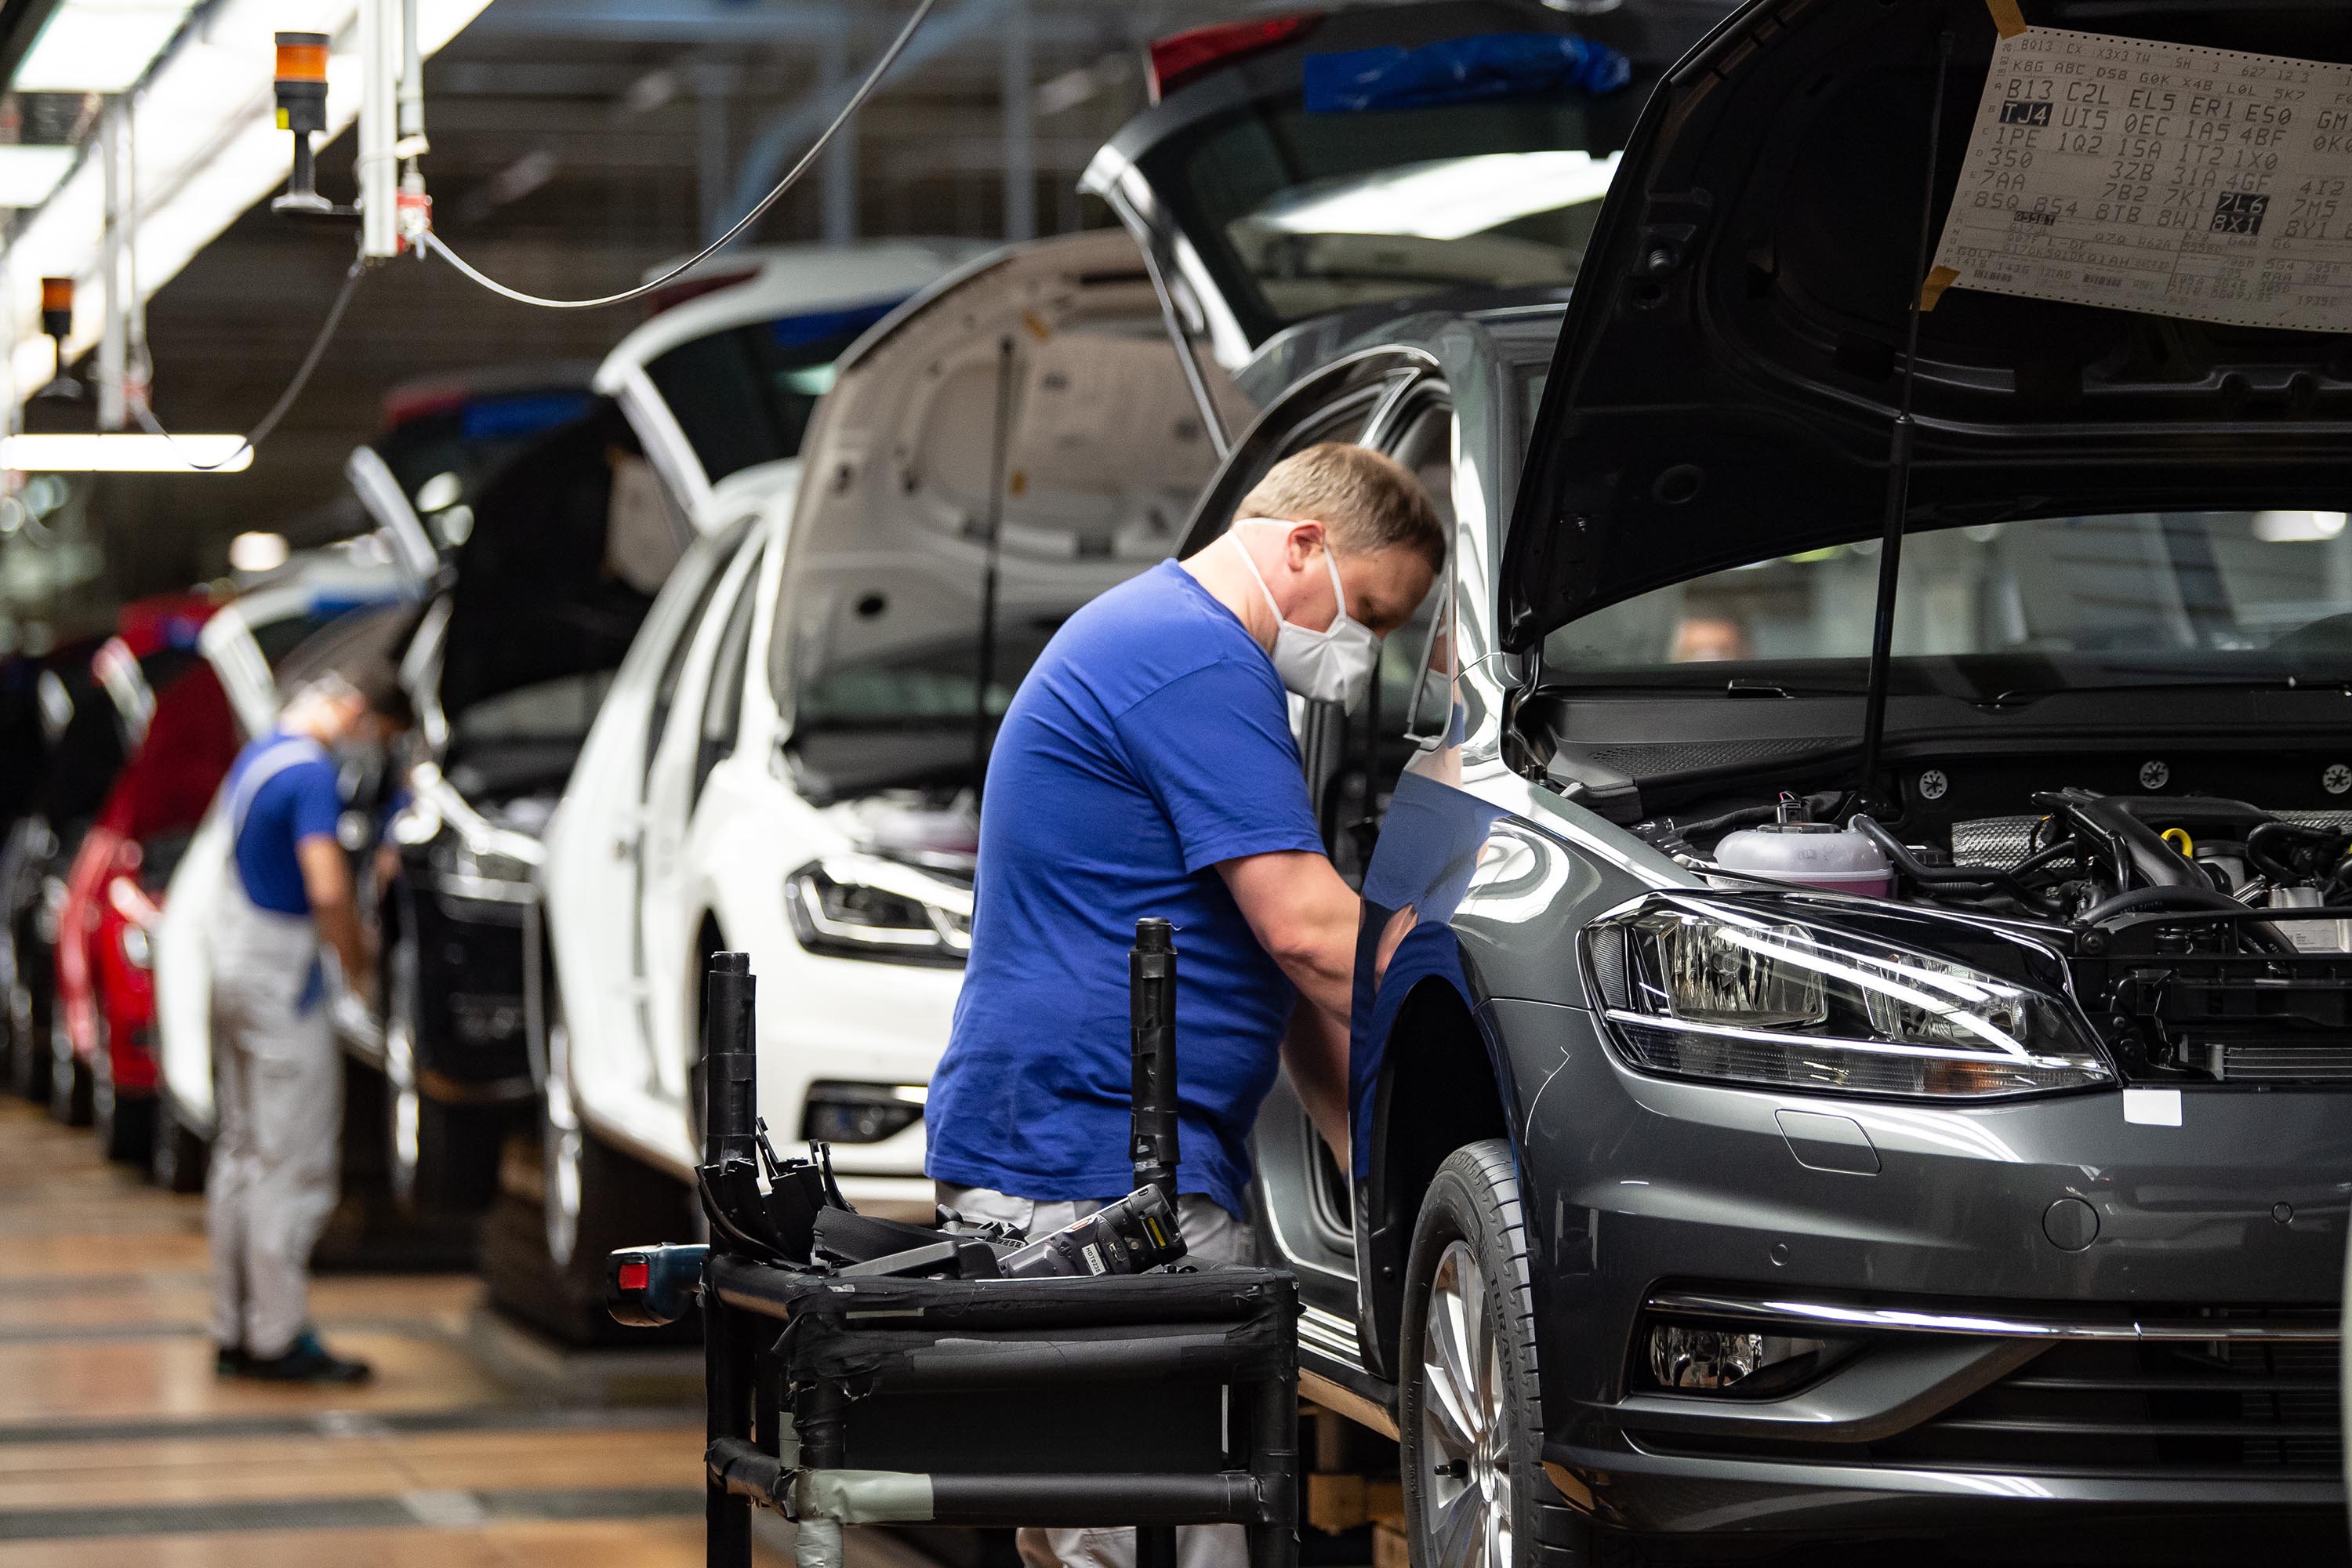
[[786, 855, 971, 966], [1584, 900, 2111, 1098], [802, 1080, 927, 1144], [426, 835, 538, 900]]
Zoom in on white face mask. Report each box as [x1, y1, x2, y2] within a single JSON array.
[[1227, 519, 1381, 709]]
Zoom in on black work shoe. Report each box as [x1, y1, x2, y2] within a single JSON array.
[[235, 1330, 372, 1385], [214, 1345, 247, 1377]]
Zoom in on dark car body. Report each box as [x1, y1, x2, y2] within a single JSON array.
[[376, 392, 673, 1214], [1096, 0, 2352, 1559]]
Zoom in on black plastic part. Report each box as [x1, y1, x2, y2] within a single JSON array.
[[605, 1243, 709, 1328], [659, 947, 1299, 1568], [837, 1236, 1004, 1280], [1130, 917, 1179, 1207]]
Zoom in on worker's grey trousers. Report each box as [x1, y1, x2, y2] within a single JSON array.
[[936, 1183, 1254, 1568], [207, 884, 339, 1360]]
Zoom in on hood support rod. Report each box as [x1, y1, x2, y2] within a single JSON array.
[[1857, 30, 1955, 813]]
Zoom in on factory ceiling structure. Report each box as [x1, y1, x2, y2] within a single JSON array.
[[0, 0, 1229, 637]]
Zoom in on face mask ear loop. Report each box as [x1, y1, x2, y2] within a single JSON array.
[[1320, 534, 1350, 626], [1225, 528, 1287, 626]]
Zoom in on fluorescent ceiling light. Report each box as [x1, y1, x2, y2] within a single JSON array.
[[0, 147, 77, 208], [13, 0, 199, 93], [2, 0, 494, 419], [2256, 510, 2348, 543], [228, 530, 288, 570], [1, 432, 252, 471], [1250, 150, 1624, 241]]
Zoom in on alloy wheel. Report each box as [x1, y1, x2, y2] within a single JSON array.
[[542, 995, 584, 1268], [1417, 1239, 1512, 1568], [384, 936, 423, 1207]]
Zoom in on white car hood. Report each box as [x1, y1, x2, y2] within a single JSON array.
[[771, 227, 1256, 729]]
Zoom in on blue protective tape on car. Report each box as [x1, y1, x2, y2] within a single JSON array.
[[460, 391, 595, 440], [1303, 32, 1633, 114]]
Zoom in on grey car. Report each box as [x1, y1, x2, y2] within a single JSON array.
[[1094, 0, 2352, 1560]]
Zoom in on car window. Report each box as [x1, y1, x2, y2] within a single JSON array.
[[1134, 84, 1632, 345], [642, 302, 901, 487], [644, 527, 749, 795], [692, 558, 761, 808], [1541, 510, 2352, 698]]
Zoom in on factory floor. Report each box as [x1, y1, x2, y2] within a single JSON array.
[[0, 1094, 938, 1568]]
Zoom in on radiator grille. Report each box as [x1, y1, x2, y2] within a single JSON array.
[[1879, 1331, 2341, 1474]]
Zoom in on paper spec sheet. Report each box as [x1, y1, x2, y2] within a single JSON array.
[[1926, 27, 2352, 332]]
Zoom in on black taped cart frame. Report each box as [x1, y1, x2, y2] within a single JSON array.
[[688, 951, 1302, 1568]]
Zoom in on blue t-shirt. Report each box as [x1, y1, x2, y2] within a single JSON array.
[[926, 561, 1325, 1220], [225, 731, 343, 916]]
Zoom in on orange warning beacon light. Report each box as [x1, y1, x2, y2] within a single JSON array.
[[271, 31, 332, 215], [38, 277, 71, 343]]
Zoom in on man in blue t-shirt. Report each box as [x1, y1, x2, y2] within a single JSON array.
[[931, 442, 1439, 1219], [208, 670, 409, 1385]]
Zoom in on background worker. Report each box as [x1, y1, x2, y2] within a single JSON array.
[[209, 670, 410, 1384], [926, 442, 1443, 1568]]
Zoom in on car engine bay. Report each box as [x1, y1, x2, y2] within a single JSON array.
[[1630, 777, 2352, 1086]]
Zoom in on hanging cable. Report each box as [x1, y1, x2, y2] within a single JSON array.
[[420, 0, 936, 310], [132, 256, 368, 470]]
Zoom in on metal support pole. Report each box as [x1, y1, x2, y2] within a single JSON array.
[[96, 99, 126, 430], [1000, 0, 1034, 241], [1129, 918, 1178, 1208], [358, 0, 401, 258], [795, 1383, 847, 1568], [1248, 1341, 1300, 1568], [818, 7, 856, 245], [703, 949, 757, 1568], [697, 66, 731, 245]]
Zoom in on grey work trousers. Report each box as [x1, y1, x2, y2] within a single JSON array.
[[206, 887, 340, 1360], [935, 1183, 1255, 1568]]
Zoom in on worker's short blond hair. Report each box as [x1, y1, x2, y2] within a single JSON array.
[[1236, 443, 1444, 572]]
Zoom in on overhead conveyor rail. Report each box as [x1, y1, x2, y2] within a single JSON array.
[[608, 946, 1303, 1568]]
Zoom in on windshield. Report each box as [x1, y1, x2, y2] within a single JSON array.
[[376, 390, 595, 552], [645, 302, 902, 486], [1133, 83, 1643, 343], [1543, 512, 2352, 697]]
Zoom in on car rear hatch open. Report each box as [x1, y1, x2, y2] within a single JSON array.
[[1081, 0, 1736, 372], [771, 229, 1253, 804]]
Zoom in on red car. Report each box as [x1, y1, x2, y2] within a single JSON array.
[[53, 650, 237, 1162]]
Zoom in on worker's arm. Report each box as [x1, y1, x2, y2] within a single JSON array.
[[1217, 849, 1356, 1021], [297, 835, 371, 1007]]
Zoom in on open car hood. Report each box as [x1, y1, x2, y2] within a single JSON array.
[[772, 228, 1250, 760], [1501, 0, 2352, 652]]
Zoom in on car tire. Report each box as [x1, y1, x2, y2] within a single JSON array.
[[151, 1092, 209, 1192], [9, 967, 49, 1102], [481, 978, 696, 1346], [47, 1016, 90, 1126], [1402, 1140, 1624, 1568], [91, 1016, 152, 1164], [383, 931, 503, 1216]]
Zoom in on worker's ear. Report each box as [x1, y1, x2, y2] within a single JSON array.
[[1281, 519, 1327, 573]]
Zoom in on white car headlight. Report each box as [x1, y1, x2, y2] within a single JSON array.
[[786, 854, 971, 966], [1585, 900, 2111, 1098]]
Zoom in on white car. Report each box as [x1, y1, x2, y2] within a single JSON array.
[[149, 545, 426, 1189], [375, 243, 978, 1222], [505, 227, 1254, 1341]]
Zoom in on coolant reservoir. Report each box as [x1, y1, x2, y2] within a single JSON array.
[[1714, 820, 1893, 898]]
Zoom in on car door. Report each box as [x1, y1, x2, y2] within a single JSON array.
[[634, 523, 769, 1107], [545, 516, 750, 1120], [1162, 350, 1451, 1330]]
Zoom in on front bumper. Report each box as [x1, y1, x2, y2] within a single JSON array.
[[399, 871, 533, 1105], [1496, 997, 2352, 1536]]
